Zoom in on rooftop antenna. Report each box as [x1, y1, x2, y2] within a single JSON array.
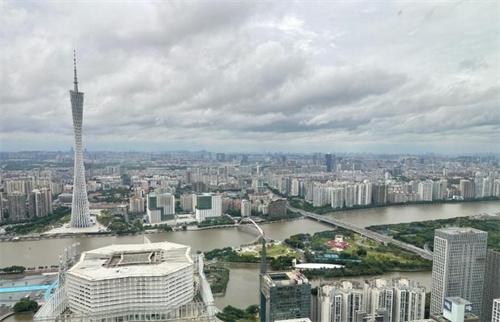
[[73, 49, 79, 92]]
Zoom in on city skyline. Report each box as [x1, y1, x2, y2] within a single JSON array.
[[1, 2, 499, 154]]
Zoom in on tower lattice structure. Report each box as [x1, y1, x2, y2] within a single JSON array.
[[70, 51, 91, 228]]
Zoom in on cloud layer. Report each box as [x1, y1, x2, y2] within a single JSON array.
[[0, 1, 498, 153]]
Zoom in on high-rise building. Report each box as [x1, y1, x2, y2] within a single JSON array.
[[7, 192, 27, 222], [367, 279, 394, 322], [260, 271, 311, 322], [319, 281, 364, 322], [433, 179, 448, 201], [28, 188, 52, 218], [268, 199, 287, 217], [180, 193, 194, 212], [430, 228, 487, 317], [357, 182, 372, 206], [318, 278, 425, 322], [69, 51, 91, 228], [146, 192, 175, 224], [241, 199, 251, 217], [372, 184, 388, 206], [0, 196, 4, 223], [128, 196, 145, 214], [194, 193, 222, 222], [459, 180, 475, 200], [417, 180, 433, 201], [481, 250, 500, 322], [492, 299, 500, 322], [325, 154, 334, 172], [392, 279, 426, 322], [290, 179, 300, 197], [331, 187, 345, 209]]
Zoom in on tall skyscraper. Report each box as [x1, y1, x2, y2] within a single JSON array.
[[260, 271, 311, 322], [481, 250, 500, 322], [241, 199, 251, 217], [325, 153, 334, 172], [28, 188, 53, 218], [430, 228, 487, 317], [69, 51, 91, 228], [7, 192, 27, 222], [372, 184, 388, 206], [0, 196, 3, 223]]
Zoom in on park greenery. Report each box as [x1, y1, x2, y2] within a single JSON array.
[[97, 210, 144, 234], [13, 298, 39, 313], [204, 265, 230, 295], [204, 247, 260, 264], [0, 265, 26, 274], [367, 215, 500, 251], [285, 230, 432, 278], [204, 246, 296, 271], [204, 227, 432, 277], [4, 207, 70, 235], [260, 209, 301, 222], [198, 216, 235, 228], [90, 187, 130, 203], [216, 305, 259, 322], [239, 243, 298, 259]]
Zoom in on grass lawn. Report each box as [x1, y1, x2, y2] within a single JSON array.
[[239, 243, 298, 259]]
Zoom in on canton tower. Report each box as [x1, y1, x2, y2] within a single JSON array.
[[70, 51, 91, 228]]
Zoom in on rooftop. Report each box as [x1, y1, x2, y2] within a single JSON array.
[[264, 271, 309, 287], [436, 227, 487, 235], [68, 242, 193, 281], [446, 296, 472, 305]]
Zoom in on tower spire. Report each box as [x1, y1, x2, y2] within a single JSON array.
[[73, 49, 79, 92]]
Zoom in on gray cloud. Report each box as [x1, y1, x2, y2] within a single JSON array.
[[0, 1, 498, 153]]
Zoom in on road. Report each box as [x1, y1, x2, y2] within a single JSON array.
[[289, 206, 434, 261]]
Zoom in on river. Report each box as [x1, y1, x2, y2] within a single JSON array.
[[0, 200, 498, 310]]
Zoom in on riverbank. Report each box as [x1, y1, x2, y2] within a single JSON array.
[[3, 202, 497, 310], [290, 196, 500, 215], [1, 201, 498, 267], [367, 214, 500, 251], [0, 213, 304, 242]]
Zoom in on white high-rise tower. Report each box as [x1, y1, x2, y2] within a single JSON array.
[[70, 51, 91, 228]]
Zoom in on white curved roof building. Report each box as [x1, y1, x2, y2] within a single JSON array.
[[66, 242, 194, 317]]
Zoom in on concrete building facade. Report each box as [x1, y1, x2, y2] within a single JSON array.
[[430, 228, 487, 317]]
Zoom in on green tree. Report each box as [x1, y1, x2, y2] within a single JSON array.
[[13, 299, 38, 313]]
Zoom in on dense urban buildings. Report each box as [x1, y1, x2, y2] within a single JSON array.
[[1, 151, 498, 226], [318, 278, 426, 322], [69, 52, 92, 228], [430, 228, 488, 317]]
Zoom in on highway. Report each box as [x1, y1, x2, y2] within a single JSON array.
[[288, 206, 434, 261]]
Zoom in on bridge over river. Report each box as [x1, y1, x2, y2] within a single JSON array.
[[288, 206, 434, 261]]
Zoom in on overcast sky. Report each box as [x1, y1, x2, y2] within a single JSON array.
[[0, 1, 499, 154]]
